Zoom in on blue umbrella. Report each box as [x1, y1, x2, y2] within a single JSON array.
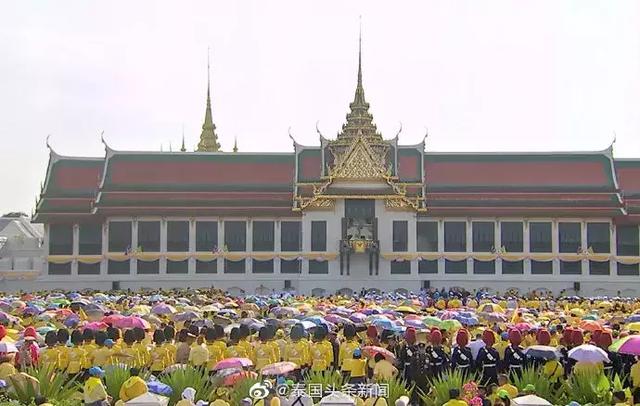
[[627, 315, 640, 323], [304, 316, 326, 326], [371, 318, 396, 330], [147, 380, 173, 396]]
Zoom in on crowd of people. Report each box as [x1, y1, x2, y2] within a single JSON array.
[[0, 288, 639, 405]]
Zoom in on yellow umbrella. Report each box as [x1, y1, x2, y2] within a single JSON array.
[[395, 306, 417, 314], [627, 322, 640, 331]]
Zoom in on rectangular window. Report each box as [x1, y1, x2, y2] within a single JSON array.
[[196, 221, 218, 252], [417, 222, 438, 252], [589, 261, 609, 276], [531, 260, 552, 274], [311, 221, 327, 251], [559, 260, 582, 275], [309, 260, 328, 274], [281, 259, 301, 274], [529, 222, 552, 253], [473, 259, 495, 274], [617, 225, 639, 256], [138, 221, 160, 252], [559, 222, 581, 253], [418, 259, 438, 274], [48, 262, 71, 275], [224, 259, 245, 273], [501, 222, 523, 252], [445, 259, 467, 274], [253, 259, 274, 273], [444, 222, 466, 252], [107, 259, 130, 275], [587, 223, 610, 253], [49, 224, 73, 255], [502, 260, 524, 274], [473, 222, 495, 252], [345, 199, 375, 219], [167, 221, 189, 252], [167, 259, 188, 274], [252, 221, 275, 252], [618, 263, 639, 276], [392, 221, 408, 252], [195, 259, 217, 274], [390, 260, 411, 274], [79, 224, 102, 255], [137, 259, 159, 274], [78, 262, 100, 275], [224, 221, 246, 252], [281, 221, 302, 251]]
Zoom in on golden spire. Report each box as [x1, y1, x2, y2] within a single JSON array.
[[180, 125, 186, 152], [233, 137, 238, 152], [197, 48, 222, 152], [338, 19, 380, 142]]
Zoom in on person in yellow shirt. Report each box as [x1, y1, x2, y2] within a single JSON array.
[[284, 324, 310, 370], [83, 367, 110, 405], [0, 354, 16, 380], [225, 328, 248, 359], [442, 389, 467, 406], [497, 374, 519, 399], [343, 348, 367, 384], [255, 327, 279, 370], [81, 329, 97, 370], [338, 324, 360, 375], [92, 335, 114, 368], [189, 335, 210, 368], [205, 326, 227, 372], [631, 357, 640, 388], [118, 368, 148, 403], [238, 325, 255, 363], [162, 325, 177, 366], [117, 330, 141, 368], [66, 330, 88, 376], [373, 353, 397, 380], [310, 326, 333, 371], [56, 329, 70, 371], [39, 331, 60, 371], [132, 327, 150, 367], [149, 330, 168, 374]]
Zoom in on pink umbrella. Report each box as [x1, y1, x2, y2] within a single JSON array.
[[349, 313, 367, 323], [152, 303, 176, 315], [102, 314, 125, 325], [261, 361, 298, 375], [611, 335, 640, 356], [513, 322, 534, 332], [213, 357, 253, 371], [84, 322, 108, 331], [325, 314, 350, 324], [113, 316, 151, 330], [439, 311, 459, 320]]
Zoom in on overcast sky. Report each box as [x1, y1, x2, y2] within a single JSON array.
[[1, 1, 639, 215]]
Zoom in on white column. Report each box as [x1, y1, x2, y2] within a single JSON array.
[[275, 221, 281, 274], [552, 220, 559, 276], [523, 221, 531, 275], [188, 219, 196, 274], [437, 219, 444, 275], [495, 220, 502, 275], [466, 219, 472, 274], [581, 221, 587, 275], [301, 214, 310, 275], [217, 220, 224, 274], [71, 224, 79, 276], [159, 219, 167, 274], [408, 217, 417, 275], [611, 223, 617, 276], [131, 219, 138, 275], [101, 222, 108, 275], [43, 224, 49, 276], [246, 220, 253, 274]]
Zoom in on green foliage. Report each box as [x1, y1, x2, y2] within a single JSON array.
[[379, 377, 414, 405], [103, 364, 152, 402], [159, 366, 215, 405], [9, 364, 79, 405], [419, 369, 477, 406], [511, 365, 559, 404], [227, 375, 262, 405], [562, 369, 612, 405], [303, 369, 345, 399]]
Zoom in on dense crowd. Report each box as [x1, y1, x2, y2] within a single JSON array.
[[0, 288, 639, 405]]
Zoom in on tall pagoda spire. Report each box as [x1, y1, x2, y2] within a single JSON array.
[[180, 125, 186, 152], [338, 20, 380, 142], [197, 49, 222, 152]]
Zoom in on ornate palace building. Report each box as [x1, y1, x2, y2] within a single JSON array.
[[29, 44, 640, 297]]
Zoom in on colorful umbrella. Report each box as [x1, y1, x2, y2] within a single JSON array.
[[260, 361, 298, 375], [173, 311, 200, 322], [395, 306, 417, 314], [628, 322, 640, 332], [223, 370, 258, 386], [524, 345, 560, 360], [214, 357, 253, 371], [579, 320, 602, 332], [151, 304, 177, 315], [440, 319, 462, 331], [102, 314, 125, 325], [568, 344, 610, 363], [83, 322, 108, 331], [113, 316, 151, 330], [610, 335, 640, 355], [0, 343, 18, 354], [362, 346, 396, 361]]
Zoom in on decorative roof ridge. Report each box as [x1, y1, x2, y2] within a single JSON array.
[[104, 150, 294, 156], [424, 147, 614, 156]]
